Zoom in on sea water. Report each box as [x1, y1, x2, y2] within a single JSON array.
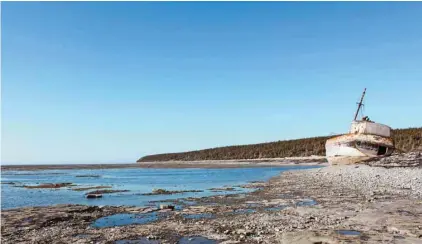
[[1, 165, 321, 209]]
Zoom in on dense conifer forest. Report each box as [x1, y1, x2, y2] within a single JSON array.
[[137, 127, 422, 162]]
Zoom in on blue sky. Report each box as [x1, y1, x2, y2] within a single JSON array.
[[2, 2, 422, 164]]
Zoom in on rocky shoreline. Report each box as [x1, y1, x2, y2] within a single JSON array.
[[1, 152, 421, 244]]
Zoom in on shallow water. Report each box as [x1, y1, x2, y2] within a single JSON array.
[[296, 199, 317, 206], [178, 200, 197, 206], [115, 238, 160, 244], [336, 230, 361, 236], [1, 166, 322, 209], [92, 212, 159, 228], [178, 236, 217, 244], [232, 209, 256, 214], [182, 213, 214, 219]]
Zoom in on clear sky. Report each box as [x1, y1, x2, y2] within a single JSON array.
[[2, 2, 422, 164]]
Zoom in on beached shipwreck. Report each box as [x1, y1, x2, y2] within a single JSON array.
[[326, 89, 395, 165]]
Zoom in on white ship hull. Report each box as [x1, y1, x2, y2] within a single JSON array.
[[325, 122, 394, 166]]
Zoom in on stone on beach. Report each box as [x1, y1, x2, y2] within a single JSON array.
[[86, 194, 103, 199], [159, 204, 175, 210], [310, 156, 422, 198], [365, 151, 422, 168]]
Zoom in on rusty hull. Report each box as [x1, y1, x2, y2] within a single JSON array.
[[326, 133, 394, 148], [326, 133, 394, 166]]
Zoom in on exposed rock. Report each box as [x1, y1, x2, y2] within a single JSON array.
[[208, 187, 237, 192], [86, 194, 102, 199], [20, 183, 74, 189], [142, 188, 203, 196], [159, 204, 175, 211], [365, 152, 422, 168], [72, 186, 113, 191], [279, 231, 339, 244], [237, 182, 268, 189], [85, 190, 129, 195], [181, 206, 216, 215]]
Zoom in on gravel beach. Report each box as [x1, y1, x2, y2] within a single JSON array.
[[308, 164, 422, 199], [1, 152, 421, 244]]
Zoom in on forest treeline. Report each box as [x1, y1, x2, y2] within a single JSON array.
[[137, 127, 422, 162]]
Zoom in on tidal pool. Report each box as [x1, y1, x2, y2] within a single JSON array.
[[92, 212, 159, 228]]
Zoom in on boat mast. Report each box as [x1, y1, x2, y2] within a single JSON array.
[[353, 88, 366, 121]]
